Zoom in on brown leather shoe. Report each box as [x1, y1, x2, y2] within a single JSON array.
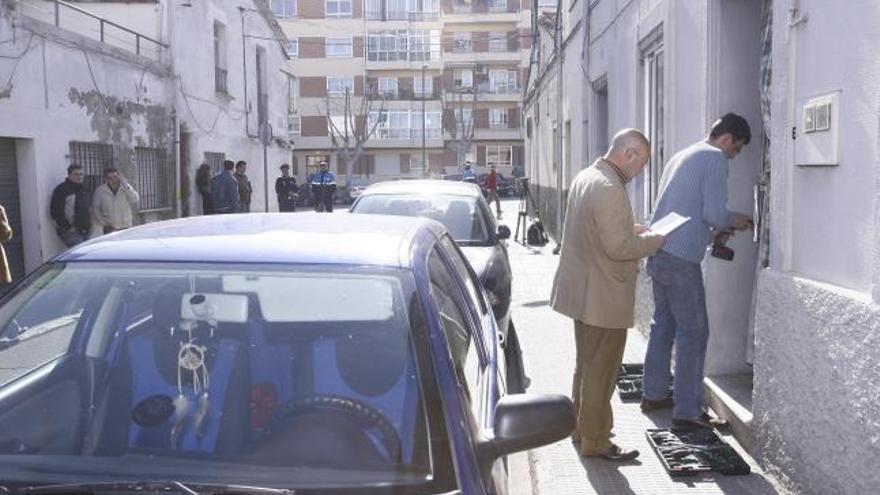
[[672, 412, 728, 430], [640, 396, 674, 412], [584, 444, 640, 461]]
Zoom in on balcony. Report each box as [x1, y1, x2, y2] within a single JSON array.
[[443, 10, 521, 24], [443, 50, 524, 64], [15, 0, 166, 62], [365, 10, 441, 22]]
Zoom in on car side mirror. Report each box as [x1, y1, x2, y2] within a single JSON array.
[[497, 225, 511, 240], [478, 394, 574, 468]]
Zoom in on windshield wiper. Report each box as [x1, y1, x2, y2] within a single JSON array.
[[11, 481, 295, 495]]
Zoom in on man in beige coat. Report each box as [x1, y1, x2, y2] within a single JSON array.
[[91, 168, 140, 237], [550, 129, 664, 460], [0, 204, 13, 285]]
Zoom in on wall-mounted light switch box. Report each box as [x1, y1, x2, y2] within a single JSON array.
[[795, 91, 840, 166]]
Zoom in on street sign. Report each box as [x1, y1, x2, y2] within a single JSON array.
[[259, 122, 273, 147]]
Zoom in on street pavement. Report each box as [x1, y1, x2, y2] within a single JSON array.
[[497, 197, 791, 495]]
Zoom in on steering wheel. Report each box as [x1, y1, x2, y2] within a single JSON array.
[[260, 395, 402, 463]]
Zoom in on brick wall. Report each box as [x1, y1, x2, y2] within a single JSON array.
[[299, 36, 325, 58], [299, 76, 327, 97], [299, 0, 325, 19], [301, 116, 329, 136], [508, 107, 520, 128]]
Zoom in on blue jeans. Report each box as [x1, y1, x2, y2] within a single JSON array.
[[643, 251, 709, 419]]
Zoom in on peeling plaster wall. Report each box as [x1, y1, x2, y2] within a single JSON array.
[[0, 15, 173, 268]]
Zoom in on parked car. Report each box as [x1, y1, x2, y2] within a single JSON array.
[[349, 180, 526, 392], [0, 213, 573, 494], [343, 178, 371, 204]]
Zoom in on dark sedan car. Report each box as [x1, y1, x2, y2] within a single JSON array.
[[0, 214, 572, 495], [349, 180, 526, 393]]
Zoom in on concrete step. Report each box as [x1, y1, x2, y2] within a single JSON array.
[[704, 373, 754, 453]]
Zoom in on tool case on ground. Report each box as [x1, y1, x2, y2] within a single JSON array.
[[617, 363, 645, 400], [646, 428, 751, 477]]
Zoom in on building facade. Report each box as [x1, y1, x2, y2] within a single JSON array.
[[0, 0, 292, 275], [525, 0, 880, 493], [272, 0, 529, 188]]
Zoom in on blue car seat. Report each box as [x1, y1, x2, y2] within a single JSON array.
[[93, 284, 251, 457]]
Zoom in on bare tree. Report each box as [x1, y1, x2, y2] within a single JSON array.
[[443, 86, 479, 173], [323, 86, 386, 186]]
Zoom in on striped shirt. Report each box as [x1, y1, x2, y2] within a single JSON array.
[[601, 158, 630, 185], [651, 141, 734, 263]]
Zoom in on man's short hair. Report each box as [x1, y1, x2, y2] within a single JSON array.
[[223, 160, 235, 171], [103, 167, 118, 177], [67, 163, 83, 174], [710, 113, 751, 144], [280, 164, 290, 170], [235, 160, 247, 168], [320, 161, 328, 166], [610, 128, 650, 154]]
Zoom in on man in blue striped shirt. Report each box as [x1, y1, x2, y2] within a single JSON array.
[[641, 113, 753, 429]]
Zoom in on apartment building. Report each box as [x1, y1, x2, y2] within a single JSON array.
[[271, 0, 529, 186]]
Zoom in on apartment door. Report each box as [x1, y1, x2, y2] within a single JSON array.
[[703, 0, 767, 377]]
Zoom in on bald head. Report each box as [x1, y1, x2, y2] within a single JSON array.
[[610, 128, 650, 155], [603, 128, 651, 180]]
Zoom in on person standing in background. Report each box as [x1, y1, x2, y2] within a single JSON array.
[[275, 164, 299, 212], [90, 168, 140, 237], [195, 163, 213, 215], [234, 161, 253, 213], [0, 204, 12, 286], [50, 164, 91, 247]]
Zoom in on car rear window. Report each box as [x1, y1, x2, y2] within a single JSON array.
[[353, 193, 491, 245]]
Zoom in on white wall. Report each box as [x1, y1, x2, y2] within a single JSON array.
[[751, 0, 880, 492], [169, 0, 293, 215]]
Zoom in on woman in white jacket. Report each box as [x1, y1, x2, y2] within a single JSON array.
[[90, 168, 140, 237]]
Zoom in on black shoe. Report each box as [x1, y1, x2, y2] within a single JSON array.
[[672, 412, 728, 430], [584, 444, 640, 461], [640, 396, 674, 412]]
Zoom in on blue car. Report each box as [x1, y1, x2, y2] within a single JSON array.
[[0, 214, 573, 494]]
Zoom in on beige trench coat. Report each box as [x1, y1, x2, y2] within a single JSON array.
[[550, 160, 662, 329]]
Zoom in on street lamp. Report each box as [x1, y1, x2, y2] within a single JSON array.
[[421, 64, 427, 177]]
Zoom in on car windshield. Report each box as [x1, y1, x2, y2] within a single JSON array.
[[353, 194, 491, 245], [0, 262, 455, 493]]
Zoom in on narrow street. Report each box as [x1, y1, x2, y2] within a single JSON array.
[[498, 198, 790, 495]]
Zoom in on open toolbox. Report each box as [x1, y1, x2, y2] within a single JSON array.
[[616, 363, 644, 400], [646, 428, 751, 477]]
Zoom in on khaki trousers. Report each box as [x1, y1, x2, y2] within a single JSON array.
[[571, 320, 627, 455]]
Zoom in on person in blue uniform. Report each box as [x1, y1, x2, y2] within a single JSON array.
[[309, 161, 336, 213]]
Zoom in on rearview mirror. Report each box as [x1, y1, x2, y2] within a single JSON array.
[[479, 394, 574, 464], [497, 225, 511, 240]]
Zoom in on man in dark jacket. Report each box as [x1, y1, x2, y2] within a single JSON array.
[[211, 160, 240, 214], [234, 161, 253, 213], [275, 164, 299, 212], [50, 164, 91, 247]]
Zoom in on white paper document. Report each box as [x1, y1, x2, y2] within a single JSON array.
[[650, 212, 690, 236]]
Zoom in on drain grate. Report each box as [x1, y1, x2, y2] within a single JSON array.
[[646, 428, 751, 477]]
